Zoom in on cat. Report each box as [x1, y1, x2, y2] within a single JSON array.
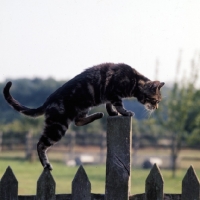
[[3, 63, 164, 170]]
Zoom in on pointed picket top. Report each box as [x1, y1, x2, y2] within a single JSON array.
[[0, 166, 18, 183], [36, 168, 56, 200], [145, 163, 164, 200], [72, 165, 91, 200], [0, 166, 18, 200], [182, 165, 200, 200]]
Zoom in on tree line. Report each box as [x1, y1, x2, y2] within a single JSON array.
[[0, 71, 199, 147]]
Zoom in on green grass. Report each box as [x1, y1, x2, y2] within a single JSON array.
[[0, 150, 200, 195]]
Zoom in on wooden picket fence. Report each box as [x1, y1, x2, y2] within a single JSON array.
[[0, 116, 200, 200]]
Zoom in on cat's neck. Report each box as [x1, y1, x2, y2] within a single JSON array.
[[133, 72, 150, 97], [135, 69, 150, 87], [138, 78, 150, 88]]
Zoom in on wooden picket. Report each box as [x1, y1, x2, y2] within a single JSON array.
[[182, 166, 200, 200], [72, 165, 91, 200], [0, 166, 18, 200], [0, 116, 200, 200], [145, 164, 164, 200], [36, 169, 56, 200]]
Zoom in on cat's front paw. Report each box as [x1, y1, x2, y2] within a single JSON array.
[[122, 111, 135, 117], [44, 163, 53, 171], [108, 111, 118, 116]]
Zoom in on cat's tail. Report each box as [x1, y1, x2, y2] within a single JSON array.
[[3, 81, 46, 117]]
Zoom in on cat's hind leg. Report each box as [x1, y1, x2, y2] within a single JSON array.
[[75, 112, 104, 126], [37, 122, 68, 170]]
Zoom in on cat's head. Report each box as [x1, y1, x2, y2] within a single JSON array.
[[137, 81, 165, 111]]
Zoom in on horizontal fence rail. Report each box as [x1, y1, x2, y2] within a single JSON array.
[[0, 117, 200, 200]]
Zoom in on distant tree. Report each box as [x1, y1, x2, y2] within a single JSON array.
[[0, 117, 44, 137], [156, 53, 200, 177], [184, 87, 200, 147], [0, 78, 65, 123]]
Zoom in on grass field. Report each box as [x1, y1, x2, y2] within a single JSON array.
[[0, 149, 200, 195]]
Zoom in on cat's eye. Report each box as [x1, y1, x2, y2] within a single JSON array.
[[153, 100, 159, 104], [146, 98, 159, 104], [146, 98, 156, 102], [145, 97, 151, 101]]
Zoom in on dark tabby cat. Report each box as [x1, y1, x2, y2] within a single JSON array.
[[3, 63, 164, 170]]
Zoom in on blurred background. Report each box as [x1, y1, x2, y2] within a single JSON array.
[[1, 0, 200, 196]]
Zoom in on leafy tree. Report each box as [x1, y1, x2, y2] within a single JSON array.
[[156, 53, 200, 177], [185, 88, 200, 147]]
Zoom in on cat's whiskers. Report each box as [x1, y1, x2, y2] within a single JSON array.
[[142, 107, 151, 118], [141, 107, 149, 118], [147, 110, 152, 119], [148, 109, 154, 118], [161, 96, 167, 100], [143, 105, 155, 119]]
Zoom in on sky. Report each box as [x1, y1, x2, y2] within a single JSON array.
[[0, 0, 200, 84]]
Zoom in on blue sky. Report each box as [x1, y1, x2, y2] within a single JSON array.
[[0, 0, 200, 84]]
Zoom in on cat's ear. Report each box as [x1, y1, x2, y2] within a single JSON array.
[[158, 82, 165, 89], [150, 81, 160, 89], [150, 81, 165, 90]]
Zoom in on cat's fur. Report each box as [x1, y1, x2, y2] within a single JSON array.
[[3, 63, 164, 170]]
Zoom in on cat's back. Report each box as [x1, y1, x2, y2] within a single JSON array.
[[62, 63, 117, 87], [45, 63, 134, 103], [84, 63, 133, 79], [50, 63, 133, 94]]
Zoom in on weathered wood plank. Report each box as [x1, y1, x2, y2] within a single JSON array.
[[163, 194, 181, 200], [55, 194, 71, 200], [105, 116, 132, 200], [145, 164, 164, 200], [15, 193, 183, 200], [16, 193, 183, 200], [129, 194, 181, 200], [91, 193, 105, 200], [18, 194, 105, 200], [182, 165, 200, 200], [0, 166, 18, 200], [72, 165, 91, 200], [129, 193, 145, 200], [18, 195, 36, 200], [36, 169, 56, 200]]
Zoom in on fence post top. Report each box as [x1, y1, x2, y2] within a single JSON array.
[[36, 168, 56, 199], [72, 165, 91, 199], [72, 165, 90, 184], [183, 165, 200, 184], [182, 165, 200, 200], [146, 163, 164, 182], [107, 116, 132, 119], [145, 164, 164, 200], [1, 166, 18, 183], [37, 168, 55, 183], [0, 166, 18, 199]]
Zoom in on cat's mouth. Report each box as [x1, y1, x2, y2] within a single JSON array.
[[144, 103, 157, 111]]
